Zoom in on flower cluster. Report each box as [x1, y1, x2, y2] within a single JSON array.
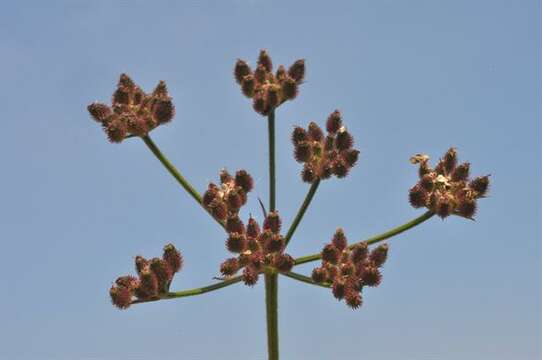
[[234, 50, 305, 115], [292, 110, 360, 183], [202, 169, 254, 221], [87, 74, 175, 143], [409, 148, 490, 219], [220, 211, 295, 286], [109, 244, 183, 309], [311, 229, 388, 309]]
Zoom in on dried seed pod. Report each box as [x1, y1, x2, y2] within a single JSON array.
[[118, 73, 136, 90], [443, 147, 457, 174], [326, 110, 342, 134], [163, 244, 183, 273], [311, 267, 328, 283], [234, 170, 254, 193], [409, 184, 428, 208], [288, 59, 305, 83], [257, 49, 273, 72], [292, 127, 308, 145], [350, 242, 368, 263], [294, 142, 312, 163], [241, 75, 255, 98], [234, 59, 252, 84], [332, 159, 349, 178], [263, 211, 282, 233], [150, 258, 173, 292], [252, 91, 267, 115], [274, 254, 294, 272], [451, 162, 470, 182], [342, 149, 360, 167], [220, 257, 239, 276], [247, 217, 261, 238], [369, 244, 389, 267], [281, 77, 298, 100], [266, 84, 281, 109], [344, 289, 362, 309], [332, 279, 346, 300], [138, 268, 159, 297], [209, 198, 227, 220], [105, 118, 127, 143], [242, 266, 259, 286], [115, 276, 139, 290], [336, 129, 353, 151], [308, 122, 324, 142], [152, 80, 168, 98], [332, 228, 348, 251], [361, 266, 382, 287], [470, 175, 490, 197], [301, 164, 316, 183], [226, 215, 245, 234], [322, 244, 340, 265], [276, 65, 287, 81], [456, 199, 477, 218], [110, 286, 133, 309], [88, 103, 112, 122], [226, 233, 247, 253]]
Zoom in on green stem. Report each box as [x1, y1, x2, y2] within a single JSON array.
[[294, 211, 435, 265], [265, 272, 279, 360], [284, 179, 320, 247], [141, 135, 225, 229], [265, 109, 279, 360], [281, 271, 330, 289], [268, 110, 276, 212], [131, 275, 243, 305]]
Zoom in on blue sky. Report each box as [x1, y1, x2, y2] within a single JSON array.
[[0, 1, 540, 359]]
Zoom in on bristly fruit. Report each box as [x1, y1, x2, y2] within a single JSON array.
[[408, 148, 490, 219]]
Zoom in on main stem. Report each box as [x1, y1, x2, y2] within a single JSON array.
[[265, 109, 279, 360]]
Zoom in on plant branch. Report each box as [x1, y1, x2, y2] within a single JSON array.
[[131, 275, 243, 305], [294, 211, 435, 265], [281, 271, 331, 289], [284, 179, 320, 247], [141, 135, 225, 229]]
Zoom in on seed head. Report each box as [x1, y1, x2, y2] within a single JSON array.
[[110, 286, 133, 309], [288, 59, 305, 83], [234, 59, 252, 84], [88, 103, 112, 122], [163, 244, 183, 273], [220, 258, 240, 276]]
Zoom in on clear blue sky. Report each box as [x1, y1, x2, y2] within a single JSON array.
[[1, 1, 540, 359]]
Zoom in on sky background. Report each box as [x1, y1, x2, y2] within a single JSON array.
[[1, 1, 540, 359]]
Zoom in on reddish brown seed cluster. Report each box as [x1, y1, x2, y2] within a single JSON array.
[[409, 148, 490, 219], [311, 229, 388, 309], [87, 74, 175, 143], [219, 211, 295, 286], [292, 110, 360, 183], [234, 50, 305, 115], [109, 244, 183, 309], [202, 169, 254, 221]]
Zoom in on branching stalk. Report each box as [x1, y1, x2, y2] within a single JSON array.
[[131, 275, 242, 305], [141, 135, 225, 229], [281, 271, 331, 289], [294, 211, 435, 265], [284, 179, 320, 247]]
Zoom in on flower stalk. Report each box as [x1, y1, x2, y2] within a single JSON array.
[[294, 211, 435, 265]]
